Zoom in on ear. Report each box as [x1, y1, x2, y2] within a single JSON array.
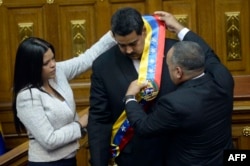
[[142, 26, 147, 34], [175, 66, 183, 79]]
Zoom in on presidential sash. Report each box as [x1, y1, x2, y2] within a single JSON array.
[[110, 15, 166, 158]]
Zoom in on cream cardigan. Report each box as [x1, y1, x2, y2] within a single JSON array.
[[16, 31, 116, 162]]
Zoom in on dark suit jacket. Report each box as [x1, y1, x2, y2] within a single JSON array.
[[88, 37, 178, 166], [125, 31, 234, 166]]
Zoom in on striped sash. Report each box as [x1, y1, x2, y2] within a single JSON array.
[[110, 15, 166, 158]]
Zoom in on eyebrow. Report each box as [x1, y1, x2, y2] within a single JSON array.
[[43, 56, 55, 65], [117, 39, 139, 46]]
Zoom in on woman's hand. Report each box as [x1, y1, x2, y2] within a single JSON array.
[[78, 114, 88, 128]]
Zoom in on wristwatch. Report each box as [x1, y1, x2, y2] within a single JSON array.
[[123, 95, 137, 104], [76, 121, 87, 137], [81, 127, 87, 137]]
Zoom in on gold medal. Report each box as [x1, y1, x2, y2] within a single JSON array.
[[140, 79, 159, 101]]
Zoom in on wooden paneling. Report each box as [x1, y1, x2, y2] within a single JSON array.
[[215, 0, 250, 74], [232, 124, 250, 149], [162, 0, 197, 39], [232, 112, 250, 149], [0, 0, 46, 105], [196, 0, 215, 48], [234, 75, 250, 99], [0, 141, 28, 166], [57, 1, 97, 105], [233, 75, 250, 149]]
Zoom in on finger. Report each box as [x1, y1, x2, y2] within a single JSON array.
[[154, 11, 164, 16]]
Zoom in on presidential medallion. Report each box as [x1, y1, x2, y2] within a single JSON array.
[[140, 79, 159, 101]]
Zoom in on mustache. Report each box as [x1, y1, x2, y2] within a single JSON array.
[[125, 53, 136, 57]]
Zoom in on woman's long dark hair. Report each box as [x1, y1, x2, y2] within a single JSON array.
[[12, 37, 55, 133]]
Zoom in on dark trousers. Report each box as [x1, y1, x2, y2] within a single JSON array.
[[28, 157, 76, 166], [115, 137, 164, 166]]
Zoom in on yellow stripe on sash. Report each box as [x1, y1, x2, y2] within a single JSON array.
[[138, 18, 153, 85]]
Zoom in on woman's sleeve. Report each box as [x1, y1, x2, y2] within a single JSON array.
[[57, 31, 117, 80], [16, 89, 82, 150]]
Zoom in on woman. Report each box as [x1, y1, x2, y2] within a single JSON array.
[[12, 31, 116, 166]]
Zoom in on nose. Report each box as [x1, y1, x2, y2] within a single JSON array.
[[50, 59, 56, 68], [125, 46, 133, 54]]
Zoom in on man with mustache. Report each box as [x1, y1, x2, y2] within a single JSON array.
[[87, 7, 207, 166]]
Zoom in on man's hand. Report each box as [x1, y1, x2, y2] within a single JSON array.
[[126, 80, 148, 96], [154, 11, 184, 34]]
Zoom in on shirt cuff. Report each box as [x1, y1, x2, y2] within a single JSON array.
[[125, 98, 137, 104], [178, 27, 190, 41]]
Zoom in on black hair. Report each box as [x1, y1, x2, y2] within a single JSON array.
[[111, 7, 144, 36], [12, 37, 55, 133], [171, 41, 205, 71]]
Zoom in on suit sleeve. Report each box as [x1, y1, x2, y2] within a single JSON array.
[[125, 97, 181, 136], [57, 31, 117, 81], [87, 63, 113, 166]]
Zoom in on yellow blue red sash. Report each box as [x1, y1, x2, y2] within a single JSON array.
[[138, 15, 165, 91], [110, 15, 166, 158]]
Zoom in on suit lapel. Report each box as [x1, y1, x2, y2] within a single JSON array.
[[115, 48, 138, 83]]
